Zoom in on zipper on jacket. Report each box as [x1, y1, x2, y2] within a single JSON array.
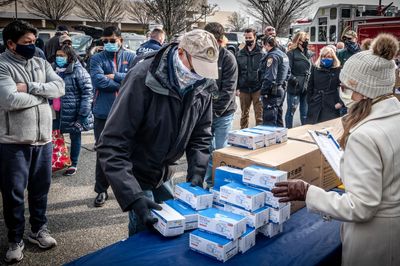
[[5, 112, 10, 135], [36, 105, 40, 142]]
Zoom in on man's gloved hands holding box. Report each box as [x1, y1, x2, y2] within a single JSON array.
[[131, 197, 162, 229], [272, 179, 310, 202]]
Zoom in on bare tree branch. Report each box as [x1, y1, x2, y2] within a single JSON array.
[[0, 0, 14, 7], [242, 0, 315, 35], [141, 0, 217, 39], [75, 0, 126, 27], [21, 0, 75, 27], [227, 12, 247, 32]]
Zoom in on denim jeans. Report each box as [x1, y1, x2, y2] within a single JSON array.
[[69, 132, 81, 167], [285, 92, 308, 128], [0, 143, 52, 243], [128, 180, 174, 236], [204, 113, 234, 187]]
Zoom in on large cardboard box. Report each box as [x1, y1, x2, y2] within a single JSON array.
[[213, 141, 322, 214], [287, 118, 343, 144]]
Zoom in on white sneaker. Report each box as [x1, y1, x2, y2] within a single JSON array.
[[28, 227, 57, 249], [5, 241, 24, 263]]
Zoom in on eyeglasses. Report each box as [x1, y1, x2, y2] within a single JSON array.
[[342, 37, 352, 42], [266, 28, 275, 32], [102, 39, 117, 44]]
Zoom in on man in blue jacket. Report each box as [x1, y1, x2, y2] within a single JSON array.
[[136, 28, 165, 57], [90, 26, 136, 207]]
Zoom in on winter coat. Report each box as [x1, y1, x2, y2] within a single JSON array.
[[286, 48, 312, 95], [306, 97, 400, 266], [306, 66, 341, 124], [136, 39, 162, 57], [236, 45, 264, 93], [213, 47, 238, 118], [0, 49, 65, 144], [53, 60, 94, 133], [337, 47, 359, 67], [97, 44, 215, 212], [90, 48, 136, 119]]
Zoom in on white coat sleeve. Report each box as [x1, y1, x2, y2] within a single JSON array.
[[306, 130, 383, 222]]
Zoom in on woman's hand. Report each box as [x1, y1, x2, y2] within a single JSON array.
[[271, 179, 310, 202]]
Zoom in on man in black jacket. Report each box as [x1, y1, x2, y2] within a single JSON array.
[[203, 22, 238, 187], [236, 28, 264, 128], [96, 30, 219, 236]]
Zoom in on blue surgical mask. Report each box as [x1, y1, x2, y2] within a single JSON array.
[[55, 56, 68, 67], [104, 42, 120, 52], [320, 58, 333, 68], [345, 40, 360, 54]]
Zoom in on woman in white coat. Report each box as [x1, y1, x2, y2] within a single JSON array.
[[272, 33, 400, 266]]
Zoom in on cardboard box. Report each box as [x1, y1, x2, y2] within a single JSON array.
[[287, 118, 343, 144], [258, 223, 283, 238], [238, 227, 256, 254], [242, 128, 276, 147], [253, 125, 288, 143], [214, 166, 244, 190], [269, 203, 291, 224], [174, 182, 213, 211], [243, 165, 288, 190], [223, 203, 269, 229], [212, 139, 341, 213], [220, 183, 265, 212], [190, 229, 238, 262], [198, 208, 247, 240], [227, 130, 265, 150], [165, 199, 198, 231], [151, 203, 185, 237]]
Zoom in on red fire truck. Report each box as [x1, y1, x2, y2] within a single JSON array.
[[290, 2, 400, 58]]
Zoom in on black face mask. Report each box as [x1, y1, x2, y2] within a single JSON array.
[[245, 40, 255, 47], [301, 41, 309, 50], [15, 44, 36, 60]]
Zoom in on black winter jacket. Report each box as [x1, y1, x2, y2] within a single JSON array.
[[213, 47, 238, 118], [236, 45, 264, 93], [287, 48, 312, 95], [97, 44, 214, 212], [306, 66, 341, 124]]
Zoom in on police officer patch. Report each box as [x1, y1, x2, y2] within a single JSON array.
[[267, 58, 273, 67]]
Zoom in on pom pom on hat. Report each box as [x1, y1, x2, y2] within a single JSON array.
[[339, 33, 399, 99]]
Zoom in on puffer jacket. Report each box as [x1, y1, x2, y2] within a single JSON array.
[[97, 43, 215, 211], [236, 45, 264, 93], [90, 48, 136, 119], [53, 60, 94, 133]]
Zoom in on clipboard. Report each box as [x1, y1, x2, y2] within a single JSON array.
[[308, 130, 343, 178]]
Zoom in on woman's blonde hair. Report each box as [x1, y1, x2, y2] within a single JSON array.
[[314, 46, 341, 68], [289, 31, 309, 51]]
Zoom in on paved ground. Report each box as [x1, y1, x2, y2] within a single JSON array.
[[0, 97, 300, 265]]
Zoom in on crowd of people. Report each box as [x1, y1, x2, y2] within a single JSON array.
[[0, 18, 400, 265]]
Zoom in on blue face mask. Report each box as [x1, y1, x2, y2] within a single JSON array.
[[55, 56, 68, 67], [104, 42, 120, 52], [345, 40, 360, 54], [320, 58, 333, 68]]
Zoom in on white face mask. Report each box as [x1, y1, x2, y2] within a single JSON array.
[[339, 87, 356, 108], [174, 50, 204, 90]]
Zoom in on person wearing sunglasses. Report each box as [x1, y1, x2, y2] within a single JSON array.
[[89, 26, 136, 208], [96, 30, 219, 236], [337, 30, 360, 66], [273, 34, 400, 266]]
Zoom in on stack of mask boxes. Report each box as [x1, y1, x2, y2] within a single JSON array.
[[228, 126, 288, 150]]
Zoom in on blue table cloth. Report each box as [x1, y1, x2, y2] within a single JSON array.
[[67, 207, 342, 266]]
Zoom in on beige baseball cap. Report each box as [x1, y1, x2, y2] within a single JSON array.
[[344, 30, 357, 39], [59, 35, 72, 45], [179, 29, 219, 79]]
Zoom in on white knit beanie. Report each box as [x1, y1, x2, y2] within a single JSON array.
[[339, 34, 399, 99]]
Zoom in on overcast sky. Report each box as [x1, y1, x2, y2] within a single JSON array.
[[209, 0, 387, 13]]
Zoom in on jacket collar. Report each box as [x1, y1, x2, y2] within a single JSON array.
[[350, 97, 400, 133], [4, 49, 29, 64], [240, 44, 262, 55], [51, 60, 78, 74]]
